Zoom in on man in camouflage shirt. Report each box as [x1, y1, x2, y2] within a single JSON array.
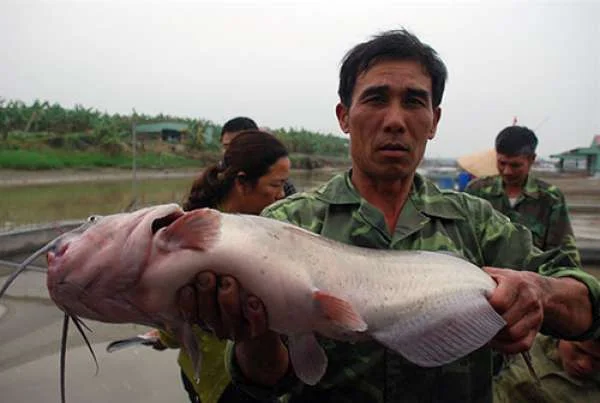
[[465, 126, 579, 264], [493, 334, 600, 402], [177, 29, 600, 403]]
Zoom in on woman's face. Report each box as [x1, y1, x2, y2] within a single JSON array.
[[240, 156, 291, 215]]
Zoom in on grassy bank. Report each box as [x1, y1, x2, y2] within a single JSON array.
[[0, 149, 201, 170], [0, 148, 350, 170]]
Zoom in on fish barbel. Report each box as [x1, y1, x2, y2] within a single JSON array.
[[14, 203, 508, 388]]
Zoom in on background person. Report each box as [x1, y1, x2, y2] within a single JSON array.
[[220, 116, 297, 197], [465, 126, 579, 260], [494, 334, 600, 402], [466, 126, 582, 374], [158, 130, 291, 403]]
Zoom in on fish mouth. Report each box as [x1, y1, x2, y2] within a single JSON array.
[[151, 210, 185, 234]]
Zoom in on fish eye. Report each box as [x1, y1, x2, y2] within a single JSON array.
[[87, 215, 102, 223]]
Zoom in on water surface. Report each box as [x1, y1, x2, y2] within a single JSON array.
[[1, 169, 342, 231]]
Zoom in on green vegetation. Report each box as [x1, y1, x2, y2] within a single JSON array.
[[0, 98, 350, 170]]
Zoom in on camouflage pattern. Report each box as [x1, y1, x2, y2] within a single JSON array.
[[465, 175, 580, 265], [226, 171, 600, 403], [494, 335, 600, 403]]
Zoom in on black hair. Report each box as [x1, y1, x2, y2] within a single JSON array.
[[220, 117, 258, 139], [495, 126, 538, 156], [338, 28, 448, 108], [184, 130, 288, 211]]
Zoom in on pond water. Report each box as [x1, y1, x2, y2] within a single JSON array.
[[0, 169, 343, 231]]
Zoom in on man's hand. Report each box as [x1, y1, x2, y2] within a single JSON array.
[[484, 267, 547, 354], [177, 271, 269, 341], [178, 271, 290, 386]]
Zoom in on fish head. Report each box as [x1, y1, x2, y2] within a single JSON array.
[[46, 203, 185, 320]]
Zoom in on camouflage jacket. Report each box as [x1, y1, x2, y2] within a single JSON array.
[[227, 171, 600, 403], [464, 175, 580, 264], [493, 335, 600, 403]]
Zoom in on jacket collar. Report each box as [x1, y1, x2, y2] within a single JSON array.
[[315, 170, 465, 221], [487, 174, 540, 200]]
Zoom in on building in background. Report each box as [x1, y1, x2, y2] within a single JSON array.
[[551, 135, 600, 176]]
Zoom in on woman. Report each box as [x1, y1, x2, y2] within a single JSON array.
[[158, 130, 291, 403]]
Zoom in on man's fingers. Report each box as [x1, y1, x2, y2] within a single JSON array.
[[494, 312, 542, 343], [487, 279, 519, 315], [499, 299, 543, 331], [245, 295, 268, 338], [491, 313, 540, 354], [490, 329, 537, 354], [195, 271, 224, 337], [219, 276, 248, 340]]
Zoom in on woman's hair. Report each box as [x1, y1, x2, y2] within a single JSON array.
[[183, 130, 288, 211]]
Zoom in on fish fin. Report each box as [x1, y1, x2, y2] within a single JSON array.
[[371, 292, 506, 367], [106, 329, 162, 353], [181, 321, 203, 383], [106, 336, 149, 353], [160, 208, 221, 251], [313, 290, 368, 332], [288, 333, 328, 385]]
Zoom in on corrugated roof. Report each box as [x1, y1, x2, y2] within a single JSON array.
[[550, 136, 600, 159], [135, 122, 189, 133]]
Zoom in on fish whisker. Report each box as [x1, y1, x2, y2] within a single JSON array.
[[0, 259, 47, 273], [71, 314, 99, 376], [60, 313, 69, 403], [0, 241, 57, 299]]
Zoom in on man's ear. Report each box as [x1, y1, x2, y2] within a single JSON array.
[[336, 103, 350, 134], [428, 107, 442, 140]]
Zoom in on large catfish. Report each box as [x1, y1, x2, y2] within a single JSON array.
[[3, 203, 509, 394]]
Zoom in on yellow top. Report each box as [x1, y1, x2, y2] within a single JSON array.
[[159, 325, 230, 403]]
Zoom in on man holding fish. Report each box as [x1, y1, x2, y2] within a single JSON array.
[[177, 29, 600, 402]]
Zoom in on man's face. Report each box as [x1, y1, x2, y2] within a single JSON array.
[[220, 131, 240, 152], [335, 60, 441, 181], [496, 153, 534, 188], [558, 339, 600, 379]]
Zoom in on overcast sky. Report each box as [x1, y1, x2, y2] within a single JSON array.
[[1, 0, 598, 158]]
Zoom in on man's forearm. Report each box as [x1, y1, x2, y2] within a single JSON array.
[[541, 276, 593, 337], [235, 331, 290, 386]]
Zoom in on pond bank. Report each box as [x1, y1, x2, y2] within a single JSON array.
[[0, 166, 346, 188], [0, 168, 199, 188]]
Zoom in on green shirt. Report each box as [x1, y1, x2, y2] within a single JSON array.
[[465, 175, 580, 266], [228, 171, 600, 403], [494, 335, 600, 403]]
